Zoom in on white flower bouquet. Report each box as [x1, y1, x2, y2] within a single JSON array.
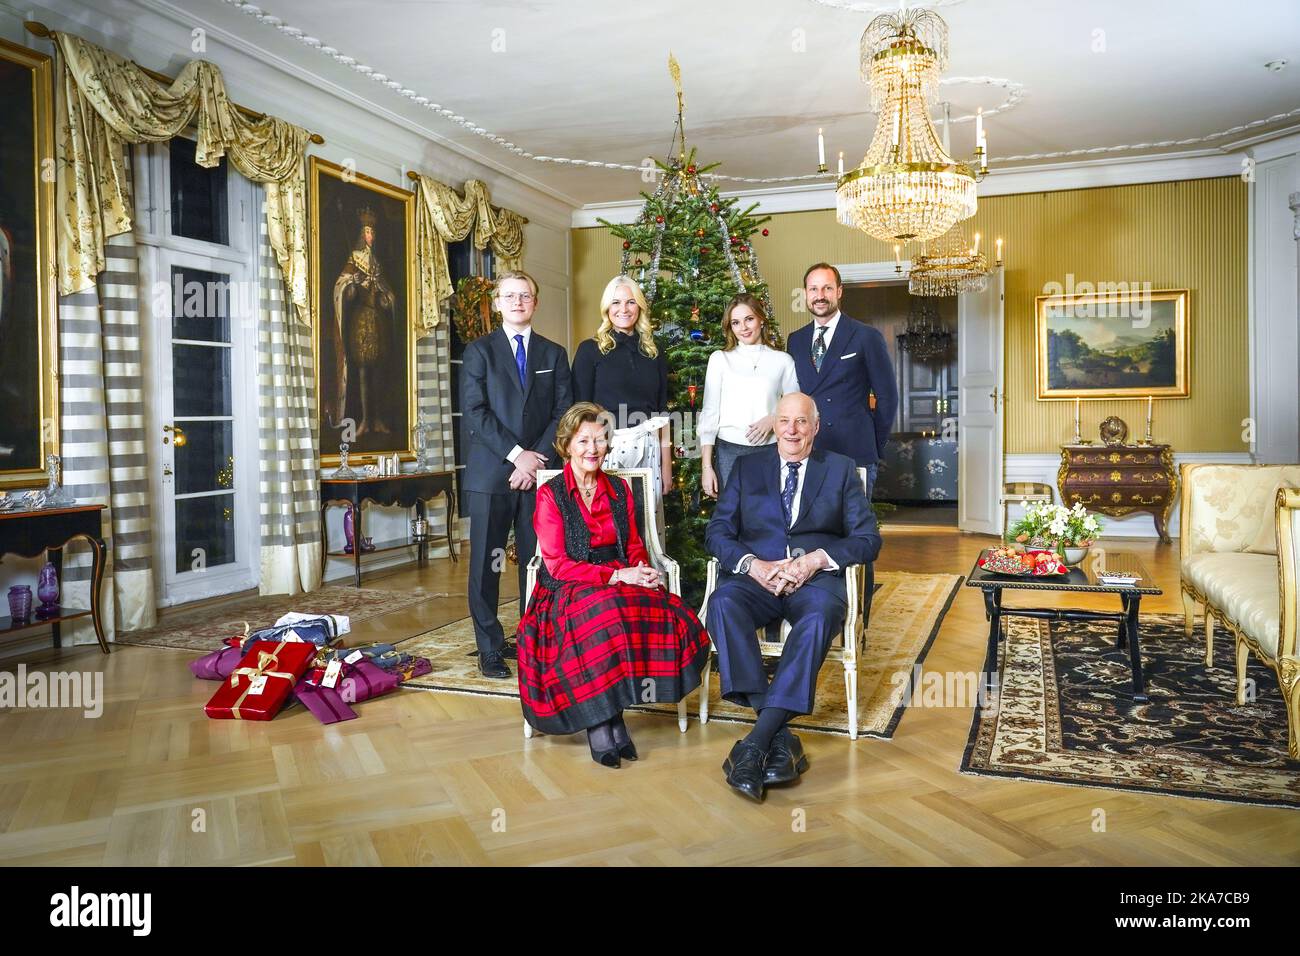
[[1008, 501, 1102, 552]]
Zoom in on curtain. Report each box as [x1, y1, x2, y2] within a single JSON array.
[[256, 198, 322, 595], [414, 175, 527, 331], [57, 229, 156, 643], [52, 30, 312, 324]]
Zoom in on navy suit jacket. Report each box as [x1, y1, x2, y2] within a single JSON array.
[[787, 315, 898, 466], [460, 328, 572, 495], [705, 446, 881, 602]]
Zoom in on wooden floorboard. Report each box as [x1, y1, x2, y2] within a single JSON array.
[[2, 529, 1298, 866]]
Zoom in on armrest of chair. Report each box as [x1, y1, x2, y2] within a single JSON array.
[[1278, 487, 1300, 661]]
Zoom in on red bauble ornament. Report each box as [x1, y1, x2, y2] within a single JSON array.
[[730, 236, 739, 245], [655, 215, 664, 224], [761, 228, 769, 237], [687, 165, 696, 174], [622, 241, 630, 249], [710, 203, 719, 212]]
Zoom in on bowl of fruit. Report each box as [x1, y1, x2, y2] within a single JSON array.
[[979, 546, 1069, 577]]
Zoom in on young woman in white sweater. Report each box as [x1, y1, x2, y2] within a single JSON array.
[[698, 293, 799, 498]]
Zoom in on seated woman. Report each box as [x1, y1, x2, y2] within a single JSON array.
[[516, 402, 711, 768]]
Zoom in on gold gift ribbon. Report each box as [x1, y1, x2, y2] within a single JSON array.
[[226, 639, 297, 720]]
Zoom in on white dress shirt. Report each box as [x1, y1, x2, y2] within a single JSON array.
[[504, 324, 534, 465], [697, 343, 799, 446]]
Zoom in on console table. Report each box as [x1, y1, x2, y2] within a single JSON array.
[[1057, 443, 1177, 543], [0, 504, 109, 653], [320, 471, 458, 587]]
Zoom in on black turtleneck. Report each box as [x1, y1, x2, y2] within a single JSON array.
[[571, 330, 669, 425]]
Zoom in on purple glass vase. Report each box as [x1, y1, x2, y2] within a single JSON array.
[[343, 505, 355, 554], [35, 561, 60, 619], [8, 585, 32, 624]]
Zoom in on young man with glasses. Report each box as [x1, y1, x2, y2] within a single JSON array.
[[460, 270, 573, 678]]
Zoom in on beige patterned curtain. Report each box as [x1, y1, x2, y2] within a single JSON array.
[[414, 175, 526, 331], [53, 30, 312, 324]]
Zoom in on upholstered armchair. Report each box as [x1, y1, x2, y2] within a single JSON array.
[[1179, 463, 1300, 756]]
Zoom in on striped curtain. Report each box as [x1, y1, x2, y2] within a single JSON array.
[[56, 230, 157, 642], [257, 199, 322, 595], [416, 318, 460, 555]]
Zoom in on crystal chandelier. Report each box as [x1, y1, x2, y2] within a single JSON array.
[[836, 8, 981, 244], [908, 227, 990, 297], [899, 295, 952, 361]]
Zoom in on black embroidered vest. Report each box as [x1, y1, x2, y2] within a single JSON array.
[[538, 472, 631, 590]]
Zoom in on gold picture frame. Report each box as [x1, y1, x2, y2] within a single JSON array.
[[1036, 288, 1189, 400], [0, 37, 59, 489], [310, 157, 417, 466]]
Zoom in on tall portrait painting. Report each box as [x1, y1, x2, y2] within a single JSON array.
[[0, 38, 58, 488], [1035, 288, 1190, 400], [310, 157, 416, 464]]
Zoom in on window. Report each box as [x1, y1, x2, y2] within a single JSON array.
[[168, 135, 229, 245]]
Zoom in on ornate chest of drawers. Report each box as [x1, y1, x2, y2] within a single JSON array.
[[1057, 443, 1177, 542]]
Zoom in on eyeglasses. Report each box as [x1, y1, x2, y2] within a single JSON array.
[[498, 292, 535, 303]]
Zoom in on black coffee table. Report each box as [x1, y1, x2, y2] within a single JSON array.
[[966, 549, 1161, 701]]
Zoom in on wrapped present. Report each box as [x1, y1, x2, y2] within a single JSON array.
[[292, 682, 357, 725], [292, 660, 399, 725], [204, 639, 316, 720], [239, 618, 339, 654], [395, 657, 433, 682], [189, 639, 244, 681]]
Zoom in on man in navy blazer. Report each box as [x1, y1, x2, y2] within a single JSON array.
[[705, 392, 881, 801], [460, 270, 572, 679], [787, 263, 898, 495]]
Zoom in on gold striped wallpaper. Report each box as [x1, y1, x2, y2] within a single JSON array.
[[571, 176, 1249, 453]]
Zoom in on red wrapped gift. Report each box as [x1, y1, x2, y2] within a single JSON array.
[[204, 639, 317, 720]]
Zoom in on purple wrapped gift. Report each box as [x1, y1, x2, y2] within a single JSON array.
[[339, 661, 400, 702], [292, 682, 358, 724], [291, 660, 400, 725], [189, 645, 244, 681]]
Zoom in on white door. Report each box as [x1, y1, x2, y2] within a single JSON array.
[[957, 266, 1005, 534]]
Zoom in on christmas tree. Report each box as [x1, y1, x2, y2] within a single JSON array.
[[600, 144, 775, 606]]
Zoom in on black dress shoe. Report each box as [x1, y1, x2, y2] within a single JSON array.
[[610, 715, 638, 761], [477, 651, 511, 679], [722, 740, 768, 802], [764, 728, 808, 785]]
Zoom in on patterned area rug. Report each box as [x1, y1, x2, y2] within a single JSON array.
[[115, 586, 444, 652], [397, 571, 962, 739], [961, 613, 1300, 807]]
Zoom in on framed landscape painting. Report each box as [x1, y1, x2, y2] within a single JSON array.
[[310, 157, 416, 466], [0, 38, 58, 488], [1035, 288, 1189, 400]]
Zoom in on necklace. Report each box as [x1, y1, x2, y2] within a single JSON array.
[[577, 482, 597, 502]]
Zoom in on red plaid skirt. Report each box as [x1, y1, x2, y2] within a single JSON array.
[[516, 581, 711, 735]]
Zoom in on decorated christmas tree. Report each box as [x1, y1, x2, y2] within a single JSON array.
[[600, 68, 776, 604]]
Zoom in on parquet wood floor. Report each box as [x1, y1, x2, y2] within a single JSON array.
[[2, 529, 1297, 866]]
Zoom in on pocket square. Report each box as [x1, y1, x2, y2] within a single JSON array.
[[840, 352, 857, 359], [534, 368, 554, 374]]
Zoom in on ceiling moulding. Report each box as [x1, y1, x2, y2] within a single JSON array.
[[572, 149, 1252, 228], [114, 0, 584, 217]]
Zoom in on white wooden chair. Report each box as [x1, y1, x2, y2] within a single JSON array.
[[521, 467, 695, 738], [697, 467, 873, 739]]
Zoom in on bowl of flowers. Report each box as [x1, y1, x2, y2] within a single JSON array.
[[1007, 501, 1102, 566]]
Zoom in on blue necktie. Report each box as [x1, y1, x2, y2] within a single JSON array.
[[513, 334, 527, 389], [812, 325, 828, 372], [781, 461, 800, 528]]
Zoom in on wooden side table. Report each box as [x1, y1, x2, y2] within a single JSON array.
[[1057, 443, 1177, 542], [319, 471, 458, 587], [0, 504, 110, 653]]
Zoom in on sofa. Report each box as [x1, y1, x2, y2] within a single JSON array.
[[1179, 463, 1300, 757]]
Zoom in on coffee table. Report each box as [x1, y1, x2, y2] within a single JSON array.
[[966, 549, 1161, 701]]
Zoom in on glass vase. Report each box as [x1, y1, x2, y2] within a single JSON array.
[[8, 585, 33, 624], [35, 562, 60, 619]]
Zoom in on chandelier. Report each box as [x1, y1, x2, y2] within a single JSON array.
[[899, 295, 953, 361], [908, 227, 990, 297], [836, 8, 982, 244]]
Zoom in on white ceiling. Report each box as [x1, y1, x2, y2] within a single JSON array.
[[168, 0, 1300, 207]]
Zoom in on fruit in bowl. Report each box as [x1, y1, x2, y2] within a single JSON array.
[[982, 546, 1066, 576]]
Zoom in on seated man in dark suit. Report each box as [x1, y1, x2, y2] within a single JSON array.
[[705, 392, 881, 801]]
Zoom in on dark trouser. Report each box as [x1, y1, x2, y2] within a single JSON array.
[[862, 461, 878, 499], [705, 575, 847, 716], [714, 437, 772, 493], [466, 489, 538, 657]]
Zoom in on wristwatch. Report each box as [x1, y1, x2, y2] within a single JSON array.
[[738, 555, 755, 575]]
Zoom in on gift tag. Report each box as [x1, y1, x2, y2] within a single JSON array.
[[283, 628, 304, 643], [344, 650, 364, 665], [322, 659, 344, 689], [247, 675, 268, 696]]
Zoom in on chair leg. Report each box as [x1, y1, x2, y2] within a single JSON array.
[[677, 699, 688, 733], [1235, 638, 1250, 706], [1281, 661, 1300, 761], [523, 719, 533, 739], [1205, 614, 1216, 669], [844, 658, 859, 741], [699, 653, 712, 725], [1181, 587, 1196, 640]]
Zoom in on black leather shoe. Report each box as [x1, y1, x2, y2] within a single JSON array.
[[610, 715, 638, 761], [477, 651, 511, 679], [764, 728, 808, 785], [722, 740, 768, 802]]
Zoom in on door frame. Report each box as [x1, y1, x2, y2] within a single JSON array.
[[135, 139, 261, 606]]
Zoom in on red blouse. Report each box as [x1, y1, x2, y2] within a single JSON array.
[[534, 464, 651, 585]]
